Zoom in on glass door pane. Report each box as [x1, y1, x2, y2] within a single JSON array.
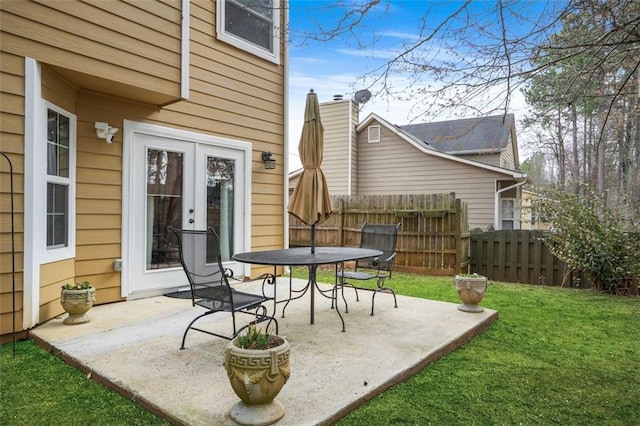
[[146, 149, 183, 270], [206, 156, 235, 262]]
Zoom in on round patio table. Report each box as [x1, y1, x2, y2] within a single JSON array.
[[233, 246, 382, 331]]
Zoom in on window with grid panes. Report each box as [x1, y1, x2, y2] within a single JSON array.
[[217, 0, 280, 63], [46, 108, 71, 248], [501, 198, 516, 230]]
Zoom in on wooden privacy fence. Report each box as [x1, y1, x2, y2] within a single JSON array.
[[289, 193, 470, 275], [469, 230, 590, 287]]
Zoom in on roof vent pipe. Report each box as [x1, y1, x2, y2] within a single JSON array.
[[333, 94, 343, 101]]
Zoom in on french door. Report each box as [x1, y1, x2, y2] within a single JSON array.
[[126, 130, 248, 297]]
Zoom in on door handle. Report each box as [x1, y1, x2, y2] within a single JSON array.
[[189, 219, 195, 224]]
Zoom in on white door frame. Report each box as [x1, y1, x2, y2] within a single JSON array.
[[121, 120, 252, 298]]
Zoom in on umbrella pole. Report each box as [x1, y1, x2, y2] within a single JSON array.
[[311, 224, 316, 254], [310, 223, 316, 324]]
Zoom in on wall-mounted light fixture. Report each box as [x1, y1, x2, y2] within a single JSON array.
[[262, 151, 276, 169], [95, 122, 119, 143]]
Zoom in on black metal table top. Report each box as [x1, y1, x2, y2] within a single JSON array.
[[233, 246, 382, 266]]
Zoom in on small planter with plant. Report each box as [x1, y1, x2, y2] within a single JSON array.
[[454, 273, 488, 312], [225, 325, 290, 425], [60, 281, 96, 325]]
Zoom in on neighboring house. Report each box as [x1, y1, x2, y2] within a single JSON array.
[[0, 1, 288, 340], [290, 98, 528, 230], [521, 189, 552, 230]]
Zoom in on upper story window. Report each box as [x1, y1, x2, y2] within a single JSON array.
[[217, 0, 280, 64], [45, 105, 76, 254]]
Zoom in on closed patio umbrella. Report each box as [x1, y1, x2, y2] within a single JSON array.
[[288, 89, 333, 253]]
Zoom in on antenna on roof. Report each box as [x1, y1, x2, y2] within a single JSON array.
[[354, 89, 371, 104]]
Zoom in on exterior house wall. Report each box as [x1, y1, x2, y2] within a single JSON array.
[[0, 1, 286, 338], [39, 258, 74, 324], [0, 51, 26, 337], [508, 126, 519, 169], [1, 1, 183, 105], [453, 139, 516, 169], [501, 139, 516, 169], [356, 120, 512, 229]]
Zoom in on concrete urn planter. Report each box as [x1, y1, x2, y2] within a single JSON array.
[[60, 287, 96, 325], [454, 274, 487, 313], [225, 336, 290, 426]]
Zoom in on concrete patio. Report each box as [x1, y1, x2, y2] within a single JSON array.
[[30, 278, 498, 426]]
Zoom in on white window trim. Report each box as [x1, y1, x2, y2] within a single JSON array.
[[500, 197, 521, 230], [42, 102, 77, 263], [494, 179, 526, 230], [216, 0, 281, 64], [24, 57, 40, 328], [180, 0, 190, 99]]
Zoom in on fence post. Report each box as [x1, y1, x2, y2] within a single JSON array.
[[338, 198, 345, 247], [454, 198, 462, 274]]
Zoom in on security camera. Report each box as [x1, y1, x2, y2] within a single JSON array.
[[106, 127, 119, 144], [95, 122, 119, 143]]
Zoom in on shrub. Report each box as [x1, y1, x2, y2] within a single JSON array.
[[62, 281, 92, 290], [235, 325, 283, 350], [539, 186, 640, 293]]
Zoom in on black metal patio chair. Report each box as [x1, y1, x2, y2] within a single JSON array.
[[169, 226, 278, 349], [335, 222, 402, 315]]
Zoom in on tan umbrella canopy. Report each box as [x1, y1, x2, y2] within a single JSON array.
[[288, 89, 333, 251]]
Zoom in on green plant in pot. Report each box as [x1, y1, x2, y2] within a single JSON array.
[[60, 281, 96, 325], [225, 325, 290, 426], [454, 273, 487, 313]]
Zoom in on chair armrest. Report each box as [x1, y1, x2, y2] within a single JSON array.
[[373, 253, 397, 276]]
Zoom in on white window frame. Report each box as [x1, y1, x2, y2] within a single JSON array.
[[500, 198, 519, 230], [42, 102, 77, 262], [216, 0, 280, 64]]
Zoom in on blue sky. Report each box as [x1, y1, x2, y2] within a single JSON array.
[[285, 1, 550, 170], [286, 1, 446, 171]]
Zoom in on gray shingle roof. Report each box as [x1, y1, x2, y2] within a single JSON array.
[[399, 114, 514, 154]]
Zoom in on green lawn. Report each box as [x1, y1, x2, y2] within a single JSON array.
[[0, 339, 169, 425], [302, 269, 640, 426], [2, 271, 639, 425]]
